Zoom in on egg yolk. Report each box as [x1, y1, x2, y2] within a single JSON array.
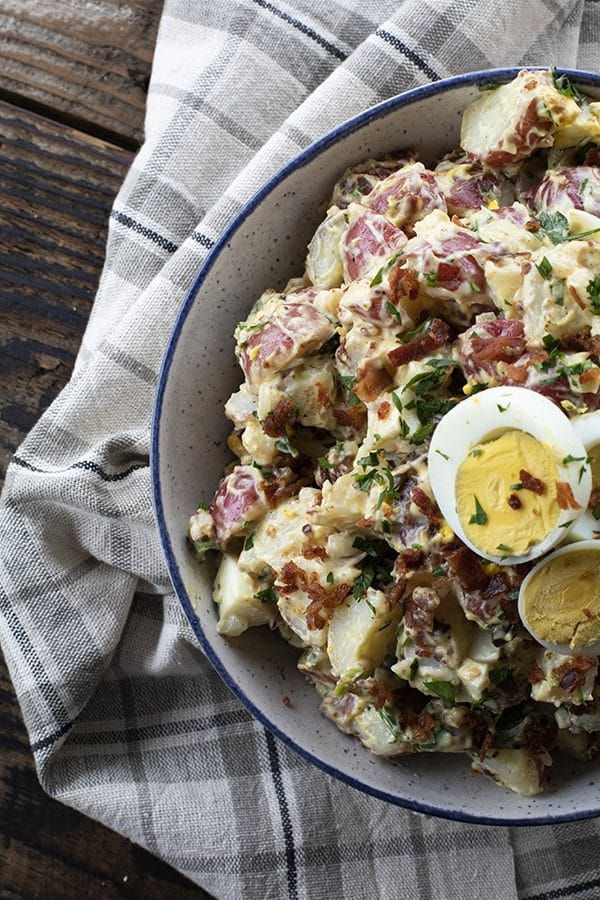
[[521, 549, 600, 649], [455, 430, 560, 557]]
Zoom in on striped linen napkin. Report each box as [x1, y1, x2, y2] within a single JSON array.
[[2, 1, 600, 897]]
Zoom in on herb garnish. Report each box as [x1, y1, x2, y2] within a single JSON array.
[[469, 496, 488, 526], [550, 66, 582, 102], [536, 256, 553, 279], [274, 435, 299, 457], [352, 566, 375, 600], [255, 588, 279, 604], [423, 679, 455, 703]]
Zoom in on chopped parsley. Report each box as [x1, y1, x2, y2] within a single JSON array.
[[352, 566, 374, 600], [352, 537, 379, 556], [563, 454, 585, 465], [255, 588, 279, 604], [497, 403, 510, 413], [551, 66, 582, 102], [435, 449, 449, 460], [425, 271, 437, 287], [423, 679, 455, 703], [478, 81, 499, 91], [243, 533, 255, 551], [469, 496, 488, 526], [496, 544, 512, 553], [370, 266, 384, 287], [587, 275, 600, 314], [539, 210, 570, 245], [409, 658, 419, 680], [385, 300, 405, 325], [470, 448, 483, 457], [378, 707, 400, 741], [536, 256, 553, 279], [317, 456, 332, 470], [326, 571, 334, 584], [192, 539, 220, 555], [339, 373, 360, 406], [274, 435, 299, 457], [510, 482, 523, 491], [431, 565, 446, 577]]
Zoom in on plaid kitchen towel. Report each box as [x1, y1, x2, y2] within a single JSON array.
[[2, 0, 600, 897]]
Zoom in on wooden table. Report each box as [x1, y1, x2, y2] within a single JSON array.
[[0, 3, 207, 895]]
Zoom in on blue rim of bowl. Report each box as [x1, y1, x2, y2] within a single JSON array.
[[152, 66, 600, 825]]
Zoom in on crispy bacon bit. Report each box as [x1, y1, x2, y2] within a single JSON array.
[[503, 363, 528, 383], [446, 546, 488, 592], [519, 469, 545, 495], [561, 332, 600, 356], [354, 364, 393, 403], [263, 474, 313, 507], [262, 398, 295, 437], [482, 571, 509, 598], [556, 481, 581, 510], [301, 544, 327, 560], [279, 561, 350, 630], [332, 403, 366, 430], [377, 401, 391, 419], [400, 547, 425, 570], [556, 656, 594, 694], [470, 320, 526, 363], [528, 663, 544, 685], [282, 695, 293, 708], [508, 493, 522, 510], [524, 219, 541, 232], [365, 681, 395, 710], [590, 488, 600, 509], [410, 486, 441, 521], [389, 265, 419, 303], [406, 711, 435, 743], [385, 577, 407, 608], [388, 318, 449, 367]]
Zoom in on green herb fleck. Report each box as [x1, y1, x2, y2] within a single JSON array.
[[385, 300, 404, 325], [352, 566, 374, 601], [469, 280, 481, 293], [425, 271, 437, 287], [563, 454, 585, 465], [409, 658, 419, 680], [551, 66, 582, 101], [470, 448, 483, 457], [274, 435, 299, 458], [243, 533, 255, 551], [559, 519, 575, 528], [587, 275, 600, 314], [469, 496, 488, 526], [593, 506, 600, 521], [478, 81, 499, 91], [317, 456, 332, 470], [497, 403, 510, 413], [423, 679, 455, 703], [496, 544, 512, 553], [370, 267, 384, 287], [326, 571, 334, 585], [435, 449, 449, 460], [255, 588, 279, 604], [539, 210, 570, 245], [352, 537, 378, 557], [536, 256, 553, 279], [431, 565, 446, 577]]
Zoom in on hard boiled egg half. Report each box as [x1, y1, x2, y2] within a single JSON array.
[[518, 541, 600, 655], [570, 411, 600, 541], [428, 386, 591, 565]]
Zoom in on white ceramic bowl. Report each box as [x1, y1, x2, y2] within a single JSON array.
[[152, 67, 600, 824]]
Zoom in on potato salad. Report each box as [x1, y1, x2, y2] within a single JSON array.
[[190, 69, 600, 796]]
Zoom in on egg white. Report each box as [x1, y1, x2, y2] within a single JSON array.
[[571, 411, 600, 541], [428, 386, 591, 565]]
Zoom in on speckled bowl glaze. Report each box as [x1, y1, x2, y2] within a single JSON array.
[[152, 67, 600, 824]]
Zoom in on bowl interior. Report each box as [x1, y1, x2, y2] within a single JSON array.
[[153, 68, 600, 823]]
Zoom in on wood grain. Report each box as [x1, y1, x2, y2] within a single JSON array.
[[0, 102, 208, 897], [0, 0, 163, 147], [0, 100, 132, 479]]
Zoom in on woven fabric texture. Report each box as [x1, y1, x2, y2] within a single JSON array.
[[1, 1, 600, 897]]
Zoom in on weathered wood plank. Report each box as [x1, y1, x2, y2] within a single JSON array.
[[0, 101, 131, 478], [0, 0, 163, 146], [0, 101, 208, 896]]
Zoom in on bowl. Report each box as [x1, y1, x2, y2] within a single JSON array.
[[152, 66, 600, 824]]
